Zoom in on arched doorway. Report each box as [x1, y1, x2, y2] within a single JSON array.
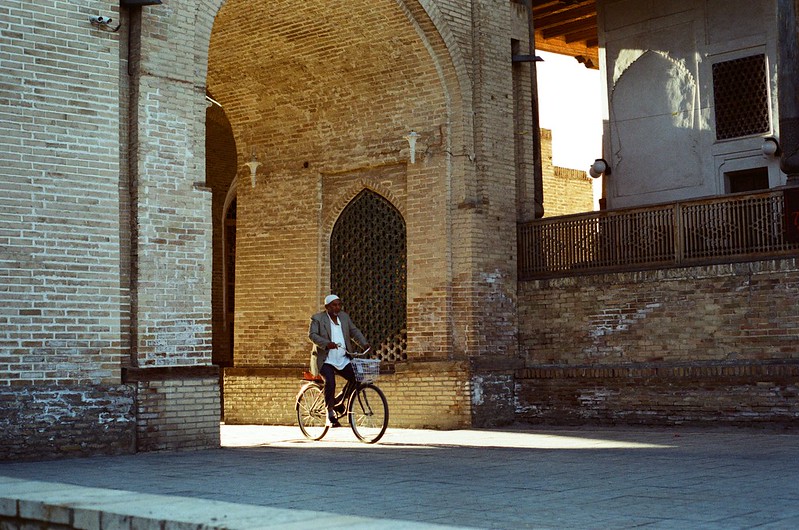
[[206, 97, 239, 370]]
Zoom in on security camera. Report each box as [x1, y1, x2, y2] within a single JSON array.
[[90, 15, 113, 25]]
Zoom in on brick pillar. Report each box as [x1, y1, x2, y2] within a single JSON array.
[[124, 1, 219, 451], [457, 0, 521, 426]]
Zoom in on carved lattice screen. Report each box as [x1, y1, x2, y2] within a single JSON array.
[[712, 54, 770, 140], [330, 190, 407, 362]]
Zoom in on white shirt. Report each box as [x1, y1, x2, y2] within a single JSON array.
[[325, 315, 350, 369]]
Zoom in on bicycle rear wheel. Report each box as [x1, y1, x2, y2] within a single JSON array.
[[297, 383, 329, 440], [348, 383, 388, 443]]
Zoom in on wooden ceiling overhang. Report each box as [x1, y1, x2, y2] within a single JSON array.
[[530, 0, 598, 68]]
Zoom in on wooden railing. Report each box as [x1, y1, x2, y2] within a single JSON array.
[[518, 190, 799, 279]]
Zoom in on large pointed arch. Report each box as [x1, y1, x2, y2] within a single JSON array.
[[204, 0, 475, 429]]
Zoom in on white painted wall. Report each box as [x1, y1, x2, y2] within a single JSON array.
[[598, 0, 783, 209]]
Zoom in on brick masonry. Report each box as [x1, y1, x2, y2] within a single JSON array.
[[0, 386, 135, 460], [517, 258, 799, 425], [0, 1, 124, 387], [224, 361, 472, 429], [133, 378, 221, 452], [539, 130, 594, 216], [516, 361, 799, 426], [0, 1, 221, 458], [2, 0, 797, 461], [124, 367, 221, 452]]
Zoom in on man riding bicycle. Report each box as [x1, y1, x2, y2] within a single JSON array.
[[308, 294, 370, 427]]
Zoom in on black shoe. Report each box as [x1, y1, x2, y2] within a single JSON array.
[[326, 411, 342, 428]]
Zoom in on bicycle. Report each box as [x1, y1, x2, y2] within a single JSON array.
[[296, 351, 389, 443]]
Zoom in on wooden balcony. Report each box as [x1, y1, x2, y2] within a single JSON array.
[[518, 190, 799, 279]]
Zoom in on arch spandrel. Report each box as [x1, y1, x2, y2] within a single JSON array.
[[206, 0, 468, 175]]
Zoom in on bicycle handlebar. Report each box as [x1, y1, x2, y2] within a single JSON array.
[[349, 347, 371, 357]]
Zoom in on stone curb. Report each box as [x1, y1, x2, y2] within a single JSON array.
[[0, 476, 462, 530]]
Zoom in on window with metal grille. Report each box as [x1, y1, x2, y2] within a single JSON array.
[[712, 54, 770, 140], [330, 190, 407, 362]]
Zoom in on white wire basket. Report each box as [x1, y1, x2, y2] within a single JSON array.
[[352, 358, 380, 383]]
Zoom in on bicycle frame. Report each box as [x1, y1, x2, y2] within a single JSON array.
[[296, 349, 387, 443], [295, 378, 358, 414], [296, 372, 388, 443]]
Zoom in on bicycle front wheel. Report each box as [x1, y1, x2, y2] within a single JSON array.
[[297, 383, 329, 440], [348, 383, 388, 443]]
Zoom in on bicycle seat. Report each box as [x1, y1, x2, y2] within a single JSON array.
[[302, 371, 324, 382]]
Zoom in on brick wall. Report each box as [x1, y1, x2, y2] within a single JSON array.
[[223, 369, 301, 425], [0, 386, 135, 460], [224, 361, 472, 429], [448, 1, 520, 426], [0, 1, 223, 458], [539, 129, 595, 217], [0, 1, 138, 459], [122, 0, 220, 451], [517, 258, 799, 425], [388, 361, 472, 428], [516, 362, 799, 426], [0, 1, 123, 387], [128, 368, 221, 452], [206, 0, 535, 428], [130, 79, 213, 368]]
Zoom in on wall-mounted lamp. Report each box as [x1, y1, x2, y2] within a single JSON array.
[[761, 136, 781, 157], [404, 131, 420, 164], [588, 158, 611, 178], [244, 152, 261, 187]]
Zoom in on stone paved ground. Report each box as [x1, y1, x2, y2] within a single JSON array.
[[1, 424, 798, 528]]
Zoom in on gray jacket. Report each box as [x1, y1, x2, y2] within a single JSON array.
[[308, 310, 368, 375]]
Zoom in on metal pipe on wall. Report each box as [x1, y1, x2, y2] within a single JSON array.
[[524, 0, 545, 218], [777, 0, 799, 186]]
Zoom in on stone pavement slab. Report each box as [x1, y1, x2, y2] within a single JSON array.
[[1, 424, 798, 529]]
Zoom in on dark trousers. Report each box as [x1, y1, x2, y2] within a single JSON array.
[[320, 362, 356, 411]]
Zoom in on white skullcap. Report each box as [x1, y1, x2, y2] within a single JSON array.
[[324, 294, 340, 306]]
